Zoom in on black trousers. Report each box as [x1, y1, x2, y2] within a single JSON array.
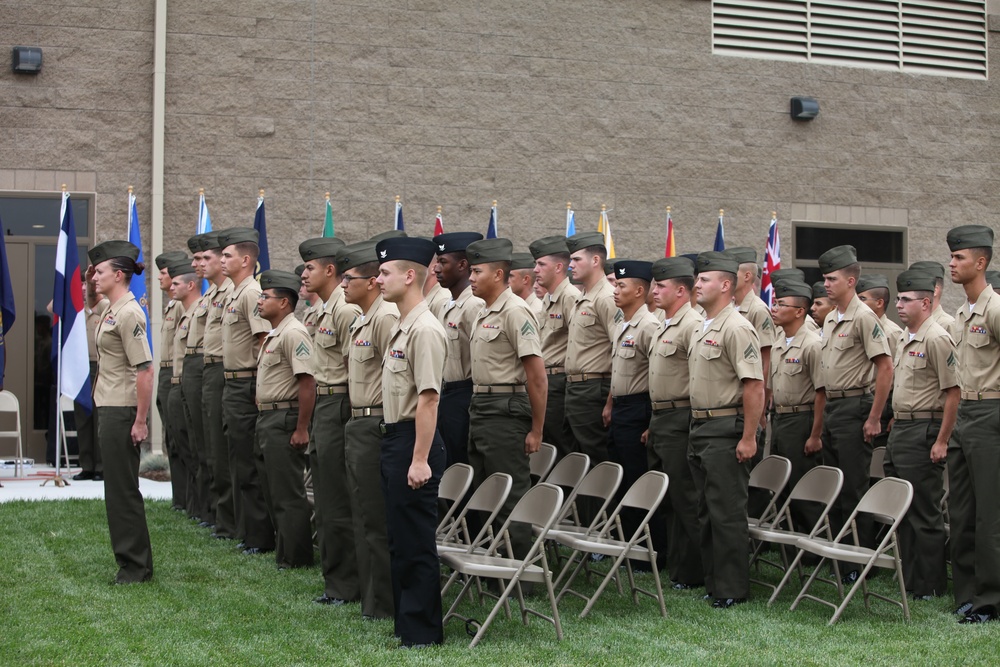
[[608, 394, 652, 545], [437, 380, 472, 468], [381, 421, 446, 646]]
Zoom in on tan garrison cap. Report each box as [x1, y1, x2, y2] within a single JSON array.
[[466, 238, 513, 265], [817, 245, 857, 273]]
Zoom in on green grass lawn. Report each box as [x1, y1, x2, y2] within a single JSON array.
[[1, 499, 997, 666]]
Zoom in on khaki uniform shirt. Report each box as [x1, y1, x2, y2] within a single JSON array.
[[348, 295, 398, 408], [222, 275, 270, 370], [425, 282, 451, 317], [203, 278, 232, 358], [610, 308, 659, 397], [770, 327, 823, 408], [439, 285, 484, 383], [160, 299, 182, 367], [689, 304, 763, 410], [932, 304, 956, 333], [311, 286, 359, 387], [173, 301, 198, 375], [820, 294, 891, 392], [470, 289, 542, 386], [86, 299, 108, 362], [94, 293, 153, 407], [383, 300, 447, 423], [648, 302, 703, 403], [952, 285, 1000, 393], [256, 313, 314, 404], [892, 318, 958, 413], [566, 278, 621, 375], [301, 301, 321, 338], [524, 292, 545, 324], [880, 314, 904, 360], [737, 291, 775, 349], [803, 318, 820, 333], [186, 288, 209, 353], [651, 307, 666, 323], [539, 277, 580, 370]]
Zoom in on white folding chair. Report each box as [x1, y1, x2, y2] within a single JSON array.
[[0, 390, 25, 479], [441, 483, 565, 647], [788, 477, 914, 625]]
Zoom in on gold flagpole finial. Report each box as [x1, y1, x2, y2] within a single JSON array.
[[128, 185, 134, 195], [61, 184, 67, 193], [772, 210, 777, 218], [566, 201, 572, 209], [395, 195, 400, 204], [601, 204, 607, 212], [325, 191, 331, 201], [719, 208, 724, 216], [437, 205, 442, 214], [259, 188, 265, 198], [666, 205, 671, 213], [492, 200, 497, 208], [199, 187, 205, 196]]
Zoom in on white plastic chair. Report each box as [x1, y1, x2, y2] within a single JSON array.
[[0, 390, 25, 478]]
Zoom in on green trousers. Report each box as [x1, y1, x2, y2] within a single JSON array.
[[543, 372, 574, 460], [203, 362, 236, 538], [770, 411, 822, 533], [167, 379, 196, 516], [310, 393, 359, 601], [257, 409, 314, 568], [822, 395, 875, 553], [647, 407, 703, 585], [949, 399, 1000, 609], [468, 393, 533, 558], [156, 366, 182, 509], [345, 415, 393, 619], [223, 376, 275, 550], [688, 414, 751, 599], [73, 360, 101, 473], [98, 406, 152, 583], [565, 377, 611, 524], [182, 354, 213, 524], [885, 419, 947, 597]]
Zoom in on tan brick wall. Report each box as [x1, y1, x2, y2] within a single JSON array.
[[2, 0, 999, 313]]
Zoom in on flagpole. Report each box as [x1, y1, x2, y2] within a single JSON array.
[[46, 185, 70, 487]]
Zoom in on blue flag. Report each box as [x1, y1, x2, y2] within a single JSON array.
[[394, 198, 404, 231], [53, 192, 92, 413], [0, 213, 15, 389], [486, 201, 498, 239], [127, 192, 152, 350], [197, 191, 212, 293], [713, 211, 726, 252], [254, 193, 269, 277]]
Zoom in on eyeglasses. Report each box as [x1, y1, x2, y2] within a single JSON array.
[[257, 294, 284, 301], [773, 302, 803, 309], [895, 296, 927, 304], [341, 274, 375, 283]]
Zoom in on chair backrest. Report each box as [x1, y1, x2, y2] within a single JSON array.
[[439, 472, 513, 550], [787, 465, 844, 507], [466, 472, 514, 514], [0, 389, 20, 414], [556, 461, 623, 526], [439, 463, 474, 503], [870, 446, 886, 480], [857, 476, 913, 526], [600, 471, 669, 542], [542, 452, 589, 491], [749, 455, 792, 522], [529, 442, 558, 482], [501, 482, 564, 540]]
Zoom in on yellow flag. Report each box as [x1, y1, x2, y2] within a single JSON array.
[[598, 206, 615, 258]]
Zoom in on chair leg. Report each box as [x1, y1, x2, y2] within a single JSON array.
[[790, 556, 827, 611], [544, 571, 564, 641], [769, 548, 807, 606], [581, 551, 631, 618], [829, 560, 878, 625]]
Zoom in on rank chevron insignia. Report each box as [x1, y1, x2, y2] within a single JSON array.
[[295, 341, 310, 358], [132, 323, 144, 339], [520, 319, 537, 337], [872, 322, 884, 340], [743, 342, 759, 362]]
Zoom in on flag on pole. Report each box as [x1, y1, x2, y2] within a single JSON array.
[[598, 205, 616, 258], [394, 196, 404, 231], [665, 206, 676, 258], [433, 206, 444, 236], [0, 213, 15, 389], [197, 189, 212, 293], [127, 188, 152, 350], [713, 209, 726, 252], [486, 200, 498, 239], [323, 192, 335, 238], [53, 190, 91, 413], [761, 211, 781, 308], [253, 189, 269, 277], [565, 202, 576, 237]]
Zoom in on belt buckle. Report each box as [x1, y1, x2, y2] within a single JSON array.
[[379, 419, 387, 435]]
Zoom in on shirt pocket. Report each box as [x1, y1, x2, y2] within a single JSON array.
[[575, 312, 597, 328], [478, 328, 503, 344], [314, 331, 340, 350], [656, 342, 678, 358], [223, 311, 241, 327], [833, 335, 855, 351], [903, 355, 928, 371], [259, 349, 282, 368], [385, 357, 409, 395], [698, 344, 722, 361], [544, 315, 565, 332], [780, 361, 804, 377], [967, 330, 992, 349]]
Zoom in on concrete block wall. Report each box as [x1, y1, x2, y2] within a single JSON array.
[[2, 0, 1000, 312]]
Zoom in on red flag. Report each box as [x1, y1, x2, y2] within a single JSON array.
[[433, 206, 444, 236], [665, 207, 676, 257], [761, 212, 781, 307]]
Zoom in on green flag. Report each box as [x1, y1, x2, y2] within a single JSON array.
[[323, 194, 335, 237]]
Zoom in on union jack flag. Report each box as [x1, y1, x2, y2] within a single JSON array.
[[761, 211, 780, 308]]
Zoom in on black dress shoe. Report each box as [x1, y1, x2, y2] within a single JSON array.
[[313, 594, 347, 606], [211, 532, 234, 540], [672, 582, 701, 590], [841, 570, 860, 585], [959, 610, 998, 624], [92, 473, 103, 481], [241, 547, 273, 556], [72, 471, 95, 481], [197, 521, 213, 529], [955, 601, 974, 616], [236, 542, 246, 550], [712, 597, 746, 609]]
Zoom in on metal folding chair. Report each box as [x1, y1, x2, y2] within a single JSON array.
[[747, 455, 792, 528], [0, 390, 25, 479], [436, 463, 475, 539], [529, 442, 558, 483]]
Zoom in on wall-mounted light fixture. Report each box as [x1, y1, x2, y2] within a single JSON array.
[[12, 46, 42, 74], [790, 96, 819, 121]]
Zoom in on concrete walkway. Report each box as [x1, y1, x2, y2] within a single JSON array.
[[0, 468, 172, 503]]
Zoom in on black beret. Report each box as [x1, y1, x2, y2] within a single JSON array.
[[376, 237, 437, 266], [89, 240, 139, 266], [433, 232, 483, 255]]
